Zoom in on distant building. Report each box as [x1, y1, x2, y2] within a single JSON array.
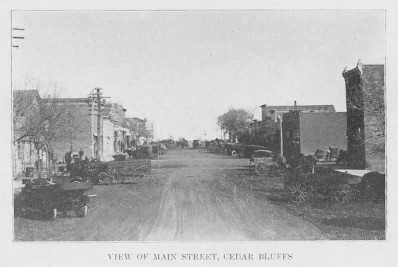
[[35, 97, 130, 162], [246, 102, 337, 153], [102, 103, 129, 159], [260, 103, 336, 123], [282, 111, 347, 157], [342, 63, 385, 172]]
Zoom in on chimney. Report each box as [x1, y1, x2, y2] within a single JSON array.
[[260, 104, 267, 121], [294, 101, 297, 110]]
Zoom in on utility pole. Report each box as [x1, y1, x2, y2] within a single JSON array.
[[87, 88, 110, 160]]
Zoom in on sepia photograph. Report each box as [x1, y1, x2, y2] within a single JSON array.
[[10, 10, 387, 243]]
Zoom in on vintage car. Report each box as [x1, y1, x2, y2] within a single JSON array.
[[15, 178, 92, 220], [243, 145, 269, 158], [252, 150, 278, 176], [225, 143, 245, 157]]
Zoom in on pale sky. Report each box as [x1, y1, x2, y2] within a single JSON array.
[[11, 11, 385, 140]]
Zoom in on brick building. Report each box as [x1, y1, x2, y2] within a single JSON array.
[[282, 111, 347, 157], [342, 63, 385, 172], [49, 99, 130, 161], [41, 98, 93, 161], [247, 103, 337, 152], [13, 90, 151, 177]]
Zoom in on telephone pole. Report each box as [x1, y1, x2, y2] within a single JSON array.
[[87, 88, 110, 160]]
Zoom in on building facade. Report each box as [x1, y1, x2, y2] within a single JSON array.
[[342, 63, 385, 172], [246, 103, 337, 153], [282, 111, 347, 157], [13, 90, 152, 177], [12, 90, 46, 177]]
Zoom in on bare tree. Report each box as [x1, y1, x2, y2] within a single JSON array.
[[217, 108, 252, 142], [13, 86, 85, 178], [347, 80, 385, 156]]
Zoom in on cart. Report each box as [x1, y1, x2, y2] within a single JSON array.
[[15, 179, 93, 220], [284, 167, 354, 204], [87, 159, 151, 185]]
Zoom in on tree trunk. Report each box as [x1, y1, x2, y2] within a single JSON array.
[[46, 146, 51, 181]]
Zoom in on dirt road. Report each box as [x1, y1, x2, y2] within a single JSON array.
[[14, 149, 326, 241]]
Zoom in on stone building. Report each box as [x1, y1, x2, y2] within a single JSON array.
[[342, 62, 385, 172]]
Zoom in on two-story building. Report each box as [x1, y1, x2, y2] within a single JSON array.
[[248, 102, 337, 153]]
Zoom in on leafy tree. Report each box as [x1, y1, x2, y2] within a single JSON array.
[[126, 118, 152, 144], [217, 108, 252, 142]]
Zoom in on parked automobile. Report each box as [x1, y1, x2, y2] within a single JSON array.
[[252, 150, 278, 176], [15, 178, 92, 220], [242, 145, 268, 158], [225, 143, 245, 157]]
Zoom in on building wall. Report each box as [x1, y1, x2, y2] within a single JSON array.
[[299, 112, 347, 155], [343, 64, 385, 171], [362, 65, 385, 172], [282, 111, 347, 157], [102, 118, 115, 161], [12, 90, 46, 177], [51, 101, 92, 161], [282, 111, 301, 158], [13, 141, 40, 177], [343, 67, 366, 168]]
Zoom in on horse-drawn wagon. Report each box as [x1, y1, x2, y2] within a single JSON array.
[[86, 159, 151, 185]]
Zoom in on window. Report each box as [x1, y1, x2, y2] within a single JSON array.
[[17, 143, 23, 159]]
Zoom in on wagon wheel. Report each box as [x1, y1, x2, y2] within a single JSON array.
[[75, 205, 87, 218], [288, 183, 310, 204], [334, 184, 352, 203], [98, 172, 111, 185], [255, 162, 270, 176]]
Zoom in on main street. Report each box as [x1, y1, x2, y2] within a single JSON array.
[[14, 149, 326, 241]]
